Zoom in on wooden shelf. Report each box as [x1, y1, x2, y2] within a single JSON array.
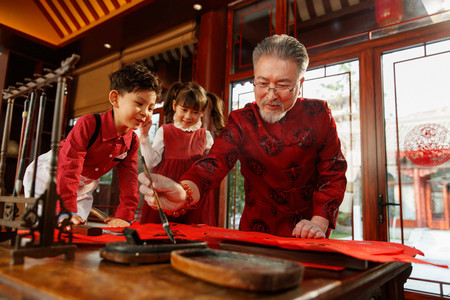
[[0, 50, 67, 195]]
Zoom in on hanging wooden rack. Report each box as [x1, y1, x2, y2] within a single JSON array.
[[0, 54, 80, 264]]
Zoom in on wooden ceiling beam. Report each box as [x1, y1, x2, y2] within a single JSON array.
[[45, 0, 73, 34], [111, 0, 120, 9], [34, 0, 65, 38], [69, 0, 90, 26], [97, 0, 110, 16], [58, 0, 81, 30], [83, 0, 100, 20], [322, 0, 333, 14]]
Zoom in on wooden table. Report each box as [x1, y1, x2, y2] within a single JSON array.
[[0, 244, 412, 300]]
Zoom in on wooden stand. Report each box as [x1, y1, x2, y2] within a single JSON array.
[[1, 244, 76, 265], [0, 55, 80, 265]]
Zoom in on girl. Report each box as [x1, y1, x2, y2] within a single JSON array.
[[140, 82, 224, 226]]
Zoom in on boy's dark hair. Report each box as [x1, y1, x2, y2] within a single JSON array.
[[109, 63, 162, 99]]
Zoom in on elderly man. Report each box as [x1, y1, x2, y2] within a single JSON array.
[[139, 34, 347, 239]]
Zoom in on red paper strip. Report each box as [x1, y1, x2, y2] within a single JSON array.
[[69, 223, 447, 268]]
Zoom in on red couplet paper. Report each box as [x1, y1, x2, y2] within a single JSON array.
[[71, 223, 447, 268]]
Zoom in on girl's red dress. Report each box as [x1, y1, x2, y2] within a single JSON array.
[[140, 123, 216, 225]]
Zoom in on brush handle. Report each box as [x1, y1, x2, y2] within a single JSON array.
[[141, 156, 162, 209], [140, 155, 176, 244], [90, 207, 109, 222]]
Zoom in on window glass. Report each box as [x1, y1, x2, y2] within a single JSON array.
[[286, 0, 450, 52], [381, 38, 450, 296], [232, 0, 276, 74], [302, 60, 362, 240]]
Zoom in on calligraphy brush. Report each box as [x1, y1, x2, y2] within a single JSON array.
[[140, 155, 176, 244]]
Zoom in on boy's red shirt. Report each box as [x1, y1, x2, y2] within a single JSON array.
[[57, 109, 139, 221]]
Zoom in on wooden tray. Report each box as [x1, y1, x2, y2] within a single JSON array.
[[100, 239, 207, 264], [220, 240, 369, 270], [171, 248, 304, 292]]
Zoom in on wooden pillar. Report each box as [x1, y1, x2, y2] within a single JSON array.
[[276, 0, 287, 34], [414, 168, 426, 228], [196, 8, 227, 98], [196, 8, 228, 228]]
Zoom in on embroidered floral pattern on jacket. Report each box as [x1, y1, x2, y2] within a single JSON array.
[[303, 98, 326, 116], [269, 187, 289, 205], [294, 128, 317, 148], [249, 219, 270, 233], [225, 150, 239, 169], [260, 135, 284, 156], [245, 158, 267, 176]]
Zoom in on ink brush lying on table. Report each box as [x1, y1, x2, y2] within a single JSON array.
[[140, 155, 176, 244], [71, 208, 123, 236]]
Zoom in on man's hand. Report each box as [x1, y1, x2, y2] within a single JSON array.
[[104, 217, 130, 227], [138, 172, 186, 212], [138, 173, 199, 213], [292, 216, 329, 239]]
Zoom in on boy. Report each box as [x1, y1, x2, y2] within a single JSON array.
[[24, 63, 162, 227]]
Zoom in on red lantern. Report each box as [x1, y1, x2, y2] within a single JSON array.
[[375, 0, 404, 27]]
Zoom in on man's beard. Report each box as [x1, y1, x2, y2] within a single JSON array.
[[259, 99, 286, 123]]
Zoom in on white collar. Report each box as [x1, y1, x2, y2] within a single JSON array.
[[173, 119, 202, 132]]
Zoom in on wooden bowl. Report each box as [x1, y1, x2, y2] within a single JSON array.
[[171, 248, 304, 292]]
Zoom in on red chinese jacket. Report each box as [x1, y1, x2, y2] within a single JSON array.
[[182, 98, 347, 237]]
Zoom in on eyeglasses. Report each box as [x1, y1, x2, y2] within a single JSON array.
[[252, 81, 296, 95]]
